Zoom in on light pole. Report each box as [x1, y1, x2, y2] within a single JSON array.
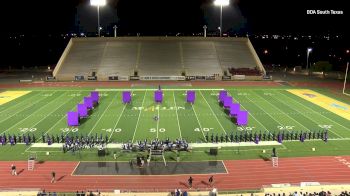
[[90, 0, 106, 37], [113, 25, 118, 37], [344, 50, 350, 95], [306, 48, 312, 73], [214, 0, 229, 37], [203, 25, 207, 37]]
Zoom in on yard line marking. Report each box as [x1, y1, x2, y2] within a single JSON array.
[[108, 91, 131, 142], [0, 91, 61, 135], [88, 92, 117, 136], [242, 92, 287, 132], [39, 92, 83, 138], [132, 91, 147, 143], [227, 90, 271, 135], [251, 90, 310, 131], [172, 91, 182, 139], [19, 93, 73, 137], [156, 103, 160, 139], [0, 92, 47, 124], [191, 101, 206, 141], [200, 90, 229, 138], [0, 92, 40, 115], [37, 104, 76, 142], [277, 91, 345, 138]]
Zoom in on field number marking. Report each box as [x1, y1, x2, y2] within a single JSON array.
[[318, 125, 332, 129], [68, 93, 81, 97], [103, 128, 122, 133], [237, 126, 255, 131], [60, 128, 79, 133], [150, 128, 166, 133], [263, 92, 273, 96], [19, 128, 37, 132], [194, 128, 213, 132], [277, 125, 295, 130]]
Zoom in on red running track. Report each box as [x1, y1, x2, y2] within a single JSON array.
[[1, 156, 350, 192]]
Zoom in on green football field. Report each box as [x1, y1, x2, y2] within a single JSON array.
[[0, 87, 349, 144]]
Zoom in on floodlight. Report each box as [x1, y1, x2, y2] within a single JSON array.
[[214, 0, 229, 37], [306, 48, 313, 71], [90, 0, 106, 37], [90, 0, 106, 6], [214, 0, 229, 6]]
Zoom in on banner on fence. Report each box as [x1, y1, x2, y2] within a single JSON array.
[[232, 75, 246, 80], [195, 76, 206, 80], [87, 76, 97, 80], [205, 76, 215, 80], [75, 76, 84, 81], [118, 76, 129, 81], [222, 76, 232, 80], [108, 76, 118, 81], [129, 76, 140, 80], [140, 76, 185, 81], [186, 76, 196, 81], [46, 76, 56, 81]]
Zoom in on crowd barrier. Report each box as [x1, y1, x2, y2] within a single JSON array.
[[262, 182, 350, 195], [19, 80, 32, 83]]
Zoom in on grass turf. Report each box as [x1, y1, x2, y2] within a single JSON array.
[[0, 86, 349, 161]]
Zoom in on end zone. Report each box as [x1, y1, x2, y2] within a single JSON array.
[[287, 89, 350, 120], [0, 91, 31, 105]]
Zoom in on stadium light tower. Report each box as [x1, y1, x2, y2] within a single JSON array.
[[214, 0, 229, 37], [91, 0, 106, 37], [306, 48, 313, 73]]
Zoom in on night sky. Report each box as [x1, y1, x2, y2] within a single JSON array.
[[0, 0, 348, 35]]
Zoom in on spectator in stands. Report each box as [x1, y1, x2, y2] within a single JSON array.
[[51, 171, 56, 183], [11, 164, 17, 176], [175, 189, 181, 196], [37, 189, 47, 196]]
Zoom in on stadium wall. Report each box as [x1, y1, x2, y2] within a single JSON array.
[[53, 38, 73, 78], [247, 38, 266, 75]]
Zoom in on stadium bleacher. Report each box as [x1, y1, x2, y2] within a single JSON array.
[[53, 37, 265, 81]]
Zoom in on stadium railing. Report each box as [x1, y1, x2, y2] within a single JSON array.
[[262, 182, 350, 195]]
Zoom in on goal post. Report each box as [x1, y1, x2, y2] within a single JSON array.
[[343, 62, 349, 96]]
